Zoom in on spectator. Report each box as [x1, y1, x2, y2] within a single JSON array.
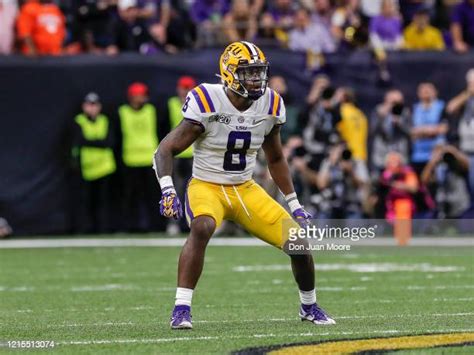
[[72, 92, 117, 233], [65, 0, 118, 55], [267, 0, 296, 30], [331, 0, 369, 49], [118, 82, 160, 231], [0, 217, 12, 238], [294, 144, 368, 218], [113, 0, 152, 52], [163, 75, 196, 233], [369, 0, 403, 51], [410, 82, 448, 175], [450, 0, 474, 53], [0, 0, 18, 54], [222, 0, 257, 42], [288, 7, 336, 53], [403, 7, 445, 50], [336, 87, 369, 163], [162, 0, 197, 50], [16, 0, 66, 56], [191, 0, 230, 47], [432, 0, 462, 31], [262, 0, 297, 45], [421, 144, 471, 218], [380, 151, 418, 222], [301, 82, 342, 168], [138, 0, 179, 53], [399, 0, 435, 25], [446, 68, 474, 201], [370, 89, 411, 174], [311, 0, 334, 27], [268, 75, 299, 143], [360, 0, 385, 18]]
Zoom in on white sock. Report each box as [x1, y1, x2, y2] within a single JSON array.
[[299, 289, 316, 305], [175, 287, 193, 307]]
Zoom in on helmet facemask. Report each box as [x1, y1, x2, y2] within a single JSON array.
[[233, 63, 269, 100]]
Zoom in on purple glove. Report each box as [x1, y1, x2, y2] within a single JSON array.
[[159, 188, 183, 220], [292, 208, 312, 228]]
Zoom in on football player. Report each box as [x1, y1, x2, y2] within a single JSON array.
[[154, 41, 335, 329]]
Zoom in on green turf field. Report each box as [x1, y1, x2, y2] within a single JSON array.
[[0, 241, 473, 354]]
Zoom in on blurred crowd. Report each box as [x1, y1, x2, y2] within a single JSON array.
[[1, 0, 474, 56], [279, 68, 474, 225], [66, 67, 474, 235]]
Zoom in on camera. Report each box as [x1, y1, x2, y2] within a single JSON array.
[[391, 102, 404, 116], [293, 145, 307, 158], [341, 149, 352, 161], [321, 87, 335, 100], [442, 152, 457, 170]]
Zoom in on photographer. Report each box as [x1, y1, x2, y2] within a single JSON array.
[[301, 83, 342, 170], [293, 144, 368, 219], [421, 145, 470, 218], [370, 89, 411, 175], [446, 68, 474, 203], [379, 152, 419, 222]]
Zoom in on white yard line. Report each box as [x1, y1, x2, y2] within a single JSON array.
[[56, 328, 474, 346], [2, 283, 473, 293], [0, 237, 473, 249], [5, 297, 472, 314], [233, 263, 466, 273], [8, 312, 470, 329]]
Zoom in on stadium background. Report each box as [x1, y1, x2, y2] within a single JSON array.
[[0, 0, 473, 235]]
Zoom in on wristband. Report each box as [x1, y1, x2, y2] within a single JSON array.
[[284, 192, 302, 213], [159, 175, 175, 193]]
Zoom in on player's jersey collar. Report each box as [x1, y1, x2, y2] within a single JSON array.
[[221, 86, 258, 114]]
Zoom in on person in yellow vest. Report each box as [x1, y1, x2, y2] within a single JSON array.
[[72, 92, 116, 233], [119, 82, 160, 232], [163, 76, 196, 234]]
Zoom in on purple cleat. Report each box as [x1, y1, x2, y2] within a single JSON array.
[[299, 303, 336, 325], [170, 305, 192, 329]]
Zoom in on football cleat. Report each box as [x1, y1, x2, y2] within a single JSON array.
[[170, 305, 192, 329], [299, 303, 336, 325]]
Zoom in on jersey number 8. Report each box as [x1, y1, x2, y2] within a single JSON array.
[[223, 131, 251, 171]]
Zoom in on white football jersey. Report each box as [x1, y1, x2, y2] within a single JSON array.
[[182, 83, 286, 184]]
